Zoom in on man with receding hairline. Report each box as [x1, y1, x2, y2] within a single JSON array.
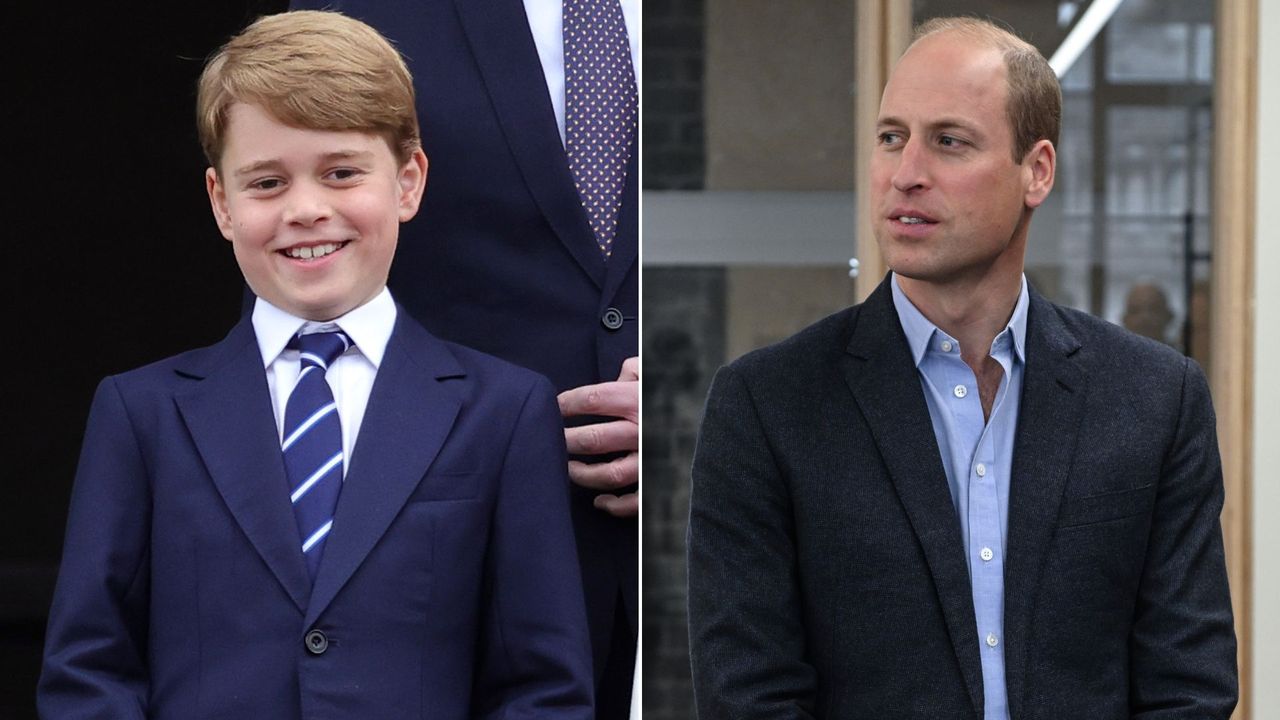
[[688, 17, 1236, 719]]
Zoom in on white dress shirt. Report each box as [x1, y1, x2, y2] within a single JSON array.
[[252, 288, 397, 473], [522, 0, 640, 145]]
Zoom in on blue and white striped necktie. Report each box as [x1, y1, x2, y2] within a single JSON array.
[[282, 330, 351, 581]]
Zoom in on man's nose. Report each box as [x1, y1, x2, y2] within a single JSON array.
[[891, 139, 930, 193]]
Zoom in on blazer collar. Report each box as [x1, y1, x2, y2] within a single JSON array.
[[453, 0, 607, 289], [304, 311, 465, 628], [172, 313, 468, 625], [1002, 289, 1086, 718], [174, 318, 313, 613], [842, 275, 985, 717]]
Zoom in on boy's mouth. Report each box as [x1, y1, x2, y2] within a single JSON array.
[[281, 241, 350, 261]]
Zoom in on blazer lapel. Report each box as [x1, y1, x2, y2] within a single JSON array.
[[599, 138, 638, 307], [1002, 292, 1086, 718], [174, 319, 311, 614], [453, 0, 606, 288], [304, 314, 465, 628], [841, 277, 984, 717]]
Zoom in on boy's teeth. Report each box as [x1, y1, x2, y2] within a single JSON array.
[[899, 216, 925, 224], [287, 242, 342, 260]]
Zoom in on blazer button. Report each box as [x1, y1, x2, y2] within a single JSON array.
[[304, 629, 328, 655], [601, 307, 625, 331]]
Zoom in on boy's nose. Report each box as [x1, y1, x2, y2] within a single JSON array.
[[283, 189, 332, 227]]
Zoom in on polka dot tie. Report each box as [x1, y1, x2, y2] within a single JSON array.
[[564, 0, 637, 259]]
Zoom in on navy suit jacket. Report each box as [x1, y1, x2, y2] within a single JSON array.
[[39, 311, 593, 719], [289, 0, 639, 708], [688, 277, 1237, 719]]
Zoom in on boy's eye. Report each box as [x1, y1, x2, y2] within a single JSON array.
[[249, 178, 283, 191], [327, 168, 363, 181]]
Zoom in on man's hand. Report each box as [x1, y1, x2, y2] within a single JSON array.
[[558, 357, 638, 517]]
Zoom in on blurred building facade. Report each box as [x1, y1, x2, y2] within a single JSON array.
[[643, 0, 1277, 717]]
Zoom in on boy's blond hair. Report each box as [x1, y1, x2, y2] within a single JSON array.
[[197, 10, 420, 170]]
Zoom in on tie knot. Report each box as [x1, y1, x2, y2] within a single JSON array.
[[292, 330, 351, 370]]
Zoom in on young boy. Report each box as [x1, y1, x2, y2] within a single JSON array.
[[38, 11, 593, 719]]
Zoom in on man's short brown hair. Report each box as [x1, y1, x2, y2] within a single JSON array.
[[913, 17, 1061, 163], [197, 10, 420, 170]]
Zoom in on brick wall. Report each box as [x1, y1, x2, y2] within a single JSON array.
[[642, 0, 705, 190], [642, 268, 724, 719]]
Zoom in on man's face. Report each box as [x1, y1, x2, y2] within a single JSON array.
[[206, 102, 427, 321], [870, 33, 1051, 288]]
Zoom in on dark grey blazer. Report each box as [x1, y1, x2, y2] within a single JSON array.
[[687, 276, 1236, 719]]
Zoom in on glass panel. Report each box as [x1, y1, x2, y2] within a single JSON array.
[[915, 0, 1214, 360]]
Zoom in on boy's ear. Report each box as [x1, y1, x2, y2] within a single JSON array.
[[397, 149, 429, 222], [206, 167, 235, 241]]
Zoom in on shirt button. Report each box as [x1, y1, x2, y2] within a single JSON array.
[[941, 340, 953, 352], [980, 547, 994, 562], [953, 385, 967, 398], [986, 633, 999, 648], [975, 463, 987, 477]]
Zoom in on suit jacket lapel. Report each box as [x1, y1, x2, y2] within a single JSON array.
[[1002, 292, 1086, 718], [304, 314, 465, 628], [599, 138, 638, 306], [842, 277, 984, 717], [174, 319, 311, 614], [453, 0, 606, 289]]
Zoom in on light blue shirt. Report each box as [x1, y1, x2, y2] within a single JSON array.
[[890, 273, 1029, 720]]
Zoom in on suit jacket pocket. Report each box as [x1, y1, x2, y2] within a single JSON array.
[[1058, 483, 1155, 528], [409, 471, 479, 502]]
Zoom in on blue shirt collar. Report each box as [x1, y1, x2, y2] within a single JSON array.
[[889, 272, 1029, 368]]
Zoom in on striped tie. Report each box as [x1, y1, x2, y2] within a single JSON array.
[[282, 330, 350, 581], [564, 0, 637, 258]]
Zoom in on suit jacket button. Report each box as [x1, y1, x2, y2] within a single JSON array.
[[304, 629, 329, 655], [601, 307, 625, 331]]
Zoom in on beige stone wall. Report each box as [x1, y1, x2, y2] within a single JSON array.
[[704, 0, 856, 191]]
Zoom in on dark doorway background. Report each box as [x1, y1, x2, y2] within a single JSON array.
[[6, 3, 286, 716]]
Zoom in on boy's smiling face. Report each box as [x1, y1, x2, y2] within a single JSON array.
[[206, 102, 427, 321]]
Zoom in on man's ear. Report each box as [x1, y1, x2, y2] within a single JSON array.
[[1023, 139, 1056, 210], [397, 148, 429, 222], [206, 167, 235, 241]]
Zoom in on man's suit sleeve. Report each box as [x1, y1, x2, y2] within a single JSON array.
[[687, 365, 818, 720], [38, 377, 151, 720], [1129, 356, 1237, 718], [472, 375, 595, 720]]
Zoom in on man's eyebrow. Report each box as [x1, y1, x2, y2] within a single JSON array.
[[874, 116, 984, 136], [931, 117, 983, 135], [232, 150, 376, 178]]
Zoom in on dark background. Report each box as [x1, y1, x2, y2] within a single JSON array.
[[5, 3, 284, 715]]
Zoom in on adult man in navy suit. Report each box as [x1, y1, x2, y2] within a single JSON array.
[[688, 18, 1236, 719], [288, 2, 639, 715], [39, 12, 592, 718]]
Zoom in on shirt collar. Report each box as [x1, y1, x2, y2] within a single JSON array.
[[252, 287, 398, 369], [890, 272, 1029, 367]]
